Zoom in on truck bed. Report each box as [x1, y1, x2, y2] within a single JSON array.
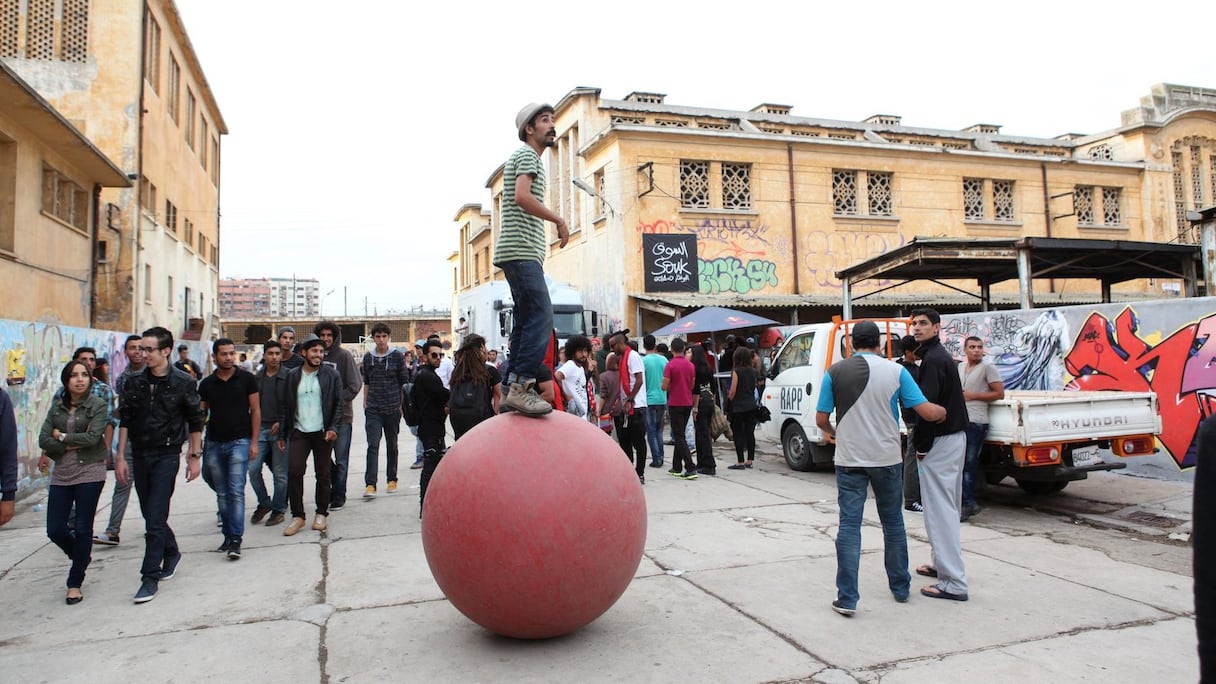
[[985, 390, 1160, 446]]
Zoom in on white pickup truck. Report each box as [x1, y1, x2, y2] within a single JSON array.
[[758, 319, 1161, 493]]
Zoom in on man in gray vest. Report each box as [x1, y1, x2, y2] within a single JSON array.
[[816, 321, 945, 616]]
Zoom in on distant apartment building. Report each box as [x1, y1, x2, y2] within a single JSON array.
[[218, 277, 270, 318], [2, 0, 226, 339], [219, 276, 320, 318]]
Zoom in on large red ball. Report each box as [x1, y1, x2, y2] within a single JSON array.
[[421, 410, 647, 639]]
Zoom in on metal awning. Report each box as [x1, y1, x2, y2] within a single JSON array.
[[834, 237, 1201, 318]]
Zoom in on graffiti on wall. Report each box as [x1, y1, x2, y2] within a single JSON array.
[[803, 230, 907, 291], [636, 217, 770, 247], [0, 318, 210, 499], [942, 299, 1216, 470], [698, 257, 780, 295], [1064, 308, 1216, 468]]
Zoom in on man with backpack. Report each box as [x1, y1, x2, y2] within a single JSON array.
[[361, 323, 409, 498]]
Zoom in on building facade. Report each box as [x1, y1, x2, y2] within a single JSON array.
[[267, 276, 319, 317], [2, 0, 226, 339], [0, 61, 129, 327], [455, 85, 1216, 335]]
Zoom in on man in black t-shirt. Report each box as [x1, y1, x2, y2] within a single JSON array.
[[198, 338, 260, 559]]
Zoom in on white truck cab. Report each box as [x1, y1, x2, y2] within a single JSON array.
[[759, 319, 907, 470]]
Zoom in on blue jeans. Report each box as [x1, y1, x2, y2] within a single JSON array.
[[204, 438, 251, 541], [646, 405, 667, 466], [365, 410, 401, 485], [47, 481, 104, 588], [499, 259, 552, 385], [252, 426, 288, 513], [329, 423, 353, 507], [962, 422, 988, 508], [133, 451, 180, 581], [835, 464, 911, 610], [409, 425, 423, 462]]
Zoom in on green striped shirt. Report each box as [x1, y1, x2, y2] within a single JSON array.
[[493, 146, 546, 265]]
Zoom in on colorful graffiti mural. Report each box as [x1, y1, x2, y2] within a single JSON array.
[[0, 318, 211, 499], [941, 298, 1216, 470], [698, 257, 779, 295]]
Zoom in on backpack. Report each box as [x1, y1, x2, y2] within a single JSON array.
[[448, 379, 489, 424], [402, 381, 420, 427]]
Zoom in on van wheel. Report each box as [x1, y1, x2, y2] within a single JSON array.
[[782, 424, 813, 472], [1016, 479, 1068, 495]]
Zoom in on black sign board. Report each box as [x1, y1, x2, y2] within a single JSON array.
[[643, 234, 698, 292]]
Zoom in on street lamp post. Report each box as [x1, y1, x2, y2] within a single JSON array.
[[321, 289, 335, 317]]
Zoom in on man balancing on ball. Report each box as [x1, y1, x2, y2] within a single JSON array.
[[492, 102, 569, 418]]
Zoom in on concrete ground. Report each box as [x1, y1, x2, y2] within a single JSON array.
[[0, 404, 1199, 683]]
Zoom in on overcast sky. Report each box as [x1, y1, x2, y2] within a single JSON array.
[[175, 0, 1214, 315]]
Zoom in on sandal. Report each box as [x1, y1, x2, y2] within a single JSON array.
[[915, 564, 938, 578], [920, 584, 968, 601]]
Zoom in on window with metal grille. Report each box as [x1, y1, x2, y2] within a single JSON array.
[[722, 163, 751, 210], [1173, 150, 1188, 239], [680, 161, 710, 208], [833, 170, 858, 215], [25, 0, 54, 60], [60, 0, 87, 62], [1102, 187, 1121, 225], [594, 169, 606, 218], [1193, 146, 1204, 207], [165, 200, 176, 233], [962, 179, 985, 220], [1075, 186, 1095, 225], [200, 119, 209, 168], [867, 172, 892, 216], [1087, 144, 1113, 160], [1, 0, 19, 58], [993, 180, 1015, 221]]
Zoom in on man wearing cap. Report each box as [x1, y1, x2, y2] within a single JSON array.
[[491, 102, 568, 417], [815, 321, 946, 616], [277, 334, 343, 536], [278, 327, 303, 371]]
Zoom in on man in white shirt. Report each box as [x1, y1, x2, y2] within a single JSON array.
[[555, 335, 592, 419]]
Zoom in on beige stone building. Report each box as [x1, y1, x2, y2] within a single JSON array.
[[0, 60, 128, 326], [2, 0, 226, 338], [455, 85, 1216, 334]]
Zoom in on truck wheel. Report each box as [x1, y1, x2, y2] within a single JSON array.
[[782, 424, 814, 472], [1015, 479, 1068, 495]]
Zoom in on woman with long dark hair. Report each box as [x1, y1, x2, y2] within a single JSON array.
[[447, 334, 501, 440], [37, 360, 111, 605], [690, 345, 716, 475], [727, 346, 758, 470]]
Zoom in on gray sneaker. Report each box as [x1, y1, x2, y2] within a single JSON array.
[[501, 381, 553, 417]]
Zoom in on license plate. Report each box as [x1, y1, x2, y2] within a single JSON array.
[[1071, 445, 1102, 468]]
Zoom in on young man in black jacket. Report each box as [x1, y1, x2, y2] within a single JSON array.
[[416, 339, 450, 516], [276, 334, 344, 536], [908, 308, 970, 602], [117, 326, 205, 604], [314, 321, 362, 511]]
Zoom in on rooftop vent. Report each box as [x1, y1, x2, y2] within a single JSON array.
[[751, 103, 792, 116], [964, 123, 1002, 134], [864, 114, 901, 126], [624, 91, 666, 104]]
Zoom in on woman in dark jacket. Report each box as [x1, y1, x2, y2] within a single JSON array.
[[727, 346, 758, 470], [38, 360, 110, 604], [690, 345, 716, 475]]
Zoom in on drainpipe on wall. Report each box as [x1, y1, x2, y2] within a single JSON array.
[[133, 1, 148, 333], [1040, 162, 1055, 294], [787, 143, 800, 305], [89, 183, 100, 327]]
